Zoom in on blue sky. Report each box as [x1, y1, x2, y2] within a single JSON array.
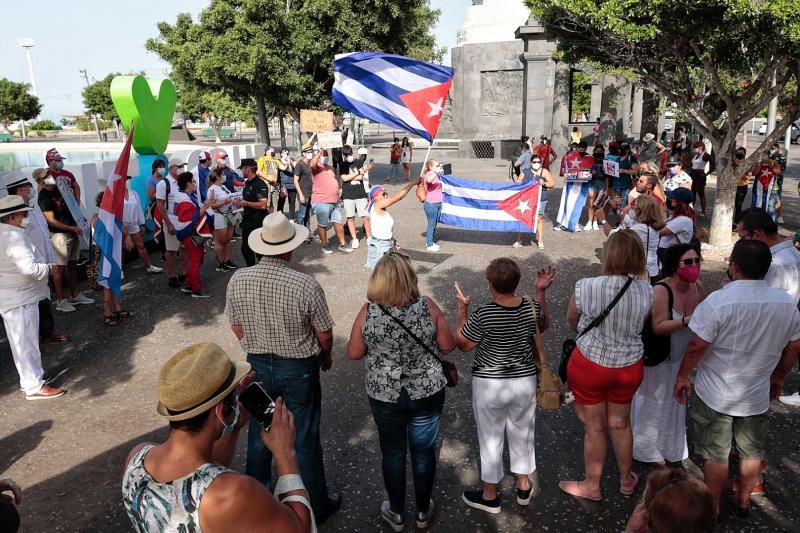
[[0, 0, 469, 121]]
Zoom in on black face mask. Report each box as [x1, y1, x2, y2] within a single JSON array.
[[666, 199, 675, 211], [594, 154, 603, 161], [735, 153, 745, 160]]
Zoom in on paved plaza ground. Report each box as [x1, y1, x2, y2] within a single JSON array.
[[2, 152, 800, 532]]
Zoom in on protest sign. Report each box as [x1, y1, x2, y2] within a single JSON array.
[[300, 110, 334, 133], [229, 192, 243, 213], [603, 158, 620, 178], [317, 131, 344, 149]]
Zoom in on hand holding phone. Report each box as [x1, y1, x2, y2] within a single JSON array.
[[239, 382, 276, 431]]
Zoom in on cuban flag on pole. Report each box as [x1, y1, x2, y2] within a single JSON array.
[[332, 52, 453, 142], [95, 123, 135, 298], [439, 176, 542, 233]]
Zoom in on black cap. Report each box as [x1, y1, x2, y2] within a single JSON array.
[[666, 187, 693, 204], [666, 156, 682, 166], [237, 158, 257, 170]]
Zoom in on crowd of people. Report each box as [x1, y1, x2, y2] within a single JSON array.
[[2, 131, 800, 533]]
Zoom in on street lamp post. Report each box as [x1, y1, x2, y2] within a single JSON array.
[[17, 38, 38, 140]]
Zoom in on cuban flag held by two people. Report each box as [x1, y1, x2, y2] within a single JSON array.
[[332, 52, 453, 142], [94, 123, 136, 298]]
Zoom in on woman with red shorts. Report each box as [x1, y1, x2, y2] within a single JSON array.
[[560, 230, 653, 501]]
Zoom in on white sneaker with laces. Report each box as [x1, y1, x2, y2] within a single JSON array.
[[778, 392, 800, 406], [351, 238, 360, 249], [56, 299, 76, 313], [68, 293, 95, 305], [426, 243, 441, 252], [146, 265, 163, 274]]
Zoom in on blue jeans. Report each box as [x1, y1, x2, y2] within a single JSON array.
[[365, 237, 394, 270], [369, 388, 445, 514], [245, 355, 331, 514], [296, 198, 312, 229], [422, 202, 441, 247]]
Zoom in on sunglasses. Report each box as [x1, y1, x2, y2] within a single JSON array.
[[680, 258, 702, 266]]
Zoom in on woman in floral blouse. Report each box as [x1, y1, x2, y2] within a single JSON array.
[[346, 252, 456, 532]]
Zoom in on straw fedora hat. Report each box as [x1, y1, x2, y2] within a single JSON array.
[[643, 133, 656, 142], [248, 212, 309, 256], [0, 195, 32, 218], [156, 342, 250, 421], [2, 171, 31, 190]]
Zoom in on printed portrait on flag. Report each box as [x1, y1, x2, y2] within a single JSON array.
[[556, 153, 595, 232]]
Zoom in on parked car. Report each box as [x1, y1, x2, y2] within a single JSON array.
[[792, 121, 800, 144], [758, 122, 767, 135]]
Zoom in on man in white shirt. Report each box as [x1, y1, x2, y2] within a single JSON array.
[[737, 208, 800, 408], [0, 195, 66, 400], [674, 240, 800, 519], [4, 171, 70, 344], [155, 158, 188, 288]]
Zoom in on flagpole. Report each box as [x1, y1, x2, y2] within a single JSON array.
[[419, 141, 433, 178]]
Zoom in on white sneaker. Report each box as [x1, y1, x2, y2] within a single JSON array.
[[778, 392, 800, 406], [574, 225, 582, 232], [512, 241, 522, 248], [351, 238, 360, 249], [777, 216, 785, 224], [146, 265, 163, 274], [426, 243, 441, 252], [321, 247, 333, 255], [592, 221, 600, 231], [56, 299, 76, 313], [553, 225, 563, 231], [583, 223, 593, 231], [68, 293, 95, 305]]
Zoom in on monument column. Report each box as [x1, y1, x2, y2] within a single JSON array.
[[516, 19, 558, 139], [631, 86, 644, 140]]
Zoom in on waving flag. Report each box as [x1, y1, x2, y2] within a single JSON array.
[[439, 175, 542, 233], [95, 124, 135, 298], [332, 52, 454, 142]]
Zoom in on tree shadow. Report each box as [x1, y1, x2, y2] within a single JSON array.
[[0, 420, 54, 474]]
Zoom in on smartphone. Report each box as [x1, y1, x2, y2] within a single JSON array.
[[239, 383, 276, 431]]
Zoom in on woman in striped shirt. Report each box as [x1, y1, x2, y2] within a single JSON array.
[[560, 230, 653, 502], [454, 258, 556, 514]]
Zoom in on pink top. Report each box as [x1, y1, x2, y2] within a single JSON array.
[[311, 166, 339, 204], [424, 171, 443, 203]]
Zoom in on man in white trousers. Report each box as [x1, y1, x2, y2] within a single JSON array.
[[0, 195, 66, 400]]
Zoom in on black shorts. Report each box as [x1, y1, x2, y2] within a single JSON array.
[[690, 170, 706, 192]]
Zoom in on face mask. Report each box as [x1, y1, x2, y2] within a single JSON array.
[[435, 166, 444, 174], [319, 156, 327, 165], [346, 155, 354, 163], [44, 177, 57, 186], [677, 264, 701, 283], [156, 167, 166, 176], [668, 166, 679, 176], [55, 161, 64, 170], [532, 162, 542, 170], [19, 216, 31, 229], [217, 402, 240, 437], [735, 153, 745, 160], [665, 199, 674, 211], [219, 159, 228, 167], [304, 152, 313, 160]]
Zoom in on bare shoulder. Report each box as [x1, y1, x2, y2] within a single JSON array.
[[124, 442, 155, 469], [201, 472, 271, 524]]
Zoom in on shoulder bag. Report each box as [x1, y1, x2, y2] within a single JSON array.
[[640, 282, 674, 367], [378, 304, 458, 387], [525, 296, 564, 411], [559, 276, 634, 383]]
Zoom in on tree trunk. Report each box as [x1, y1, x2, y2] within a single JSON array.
[[279, 114, 286, 148], [20, 120, 27, 140], [255, 95, 269, 145], [708, 136, 737, 248]]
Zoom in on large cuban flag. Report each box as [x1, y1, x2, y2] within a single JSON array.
[[440, 176, 542, 233], [556, 152, 594, 232], [95, 123, 135, 298], [332, 52, 454, 142]]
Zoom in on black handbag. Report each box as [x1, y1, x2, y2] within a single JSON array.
[[641, 282, 674, 367], [378, 304, 458, 387], [559, 276, 634, 383]]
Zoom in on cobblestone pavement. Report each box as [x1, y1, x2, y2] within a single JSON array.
[[1, 153, 799, 532]]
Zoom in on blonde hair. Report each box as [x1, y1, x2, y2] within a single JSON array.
[[602, 230, 646, 276], [367, 252, 420, 307], [634, 195, 663, 227], [424, 159, 439, 173]]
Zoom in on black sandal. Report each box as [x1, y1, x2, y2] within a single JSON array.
[[115, 310, 132, 319], [103, 315, 118, 326]]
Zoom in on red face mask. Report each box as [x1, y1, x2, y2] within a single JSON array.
[[677, 264, 701, 283]]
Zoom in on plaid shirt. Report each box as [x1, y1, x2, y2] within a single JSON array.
[[225, 257, 334, 358]]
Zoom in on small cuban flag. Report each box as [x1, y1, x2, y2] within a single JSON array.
[[439, 175, 542, 234], [332, 52, 454, 142]]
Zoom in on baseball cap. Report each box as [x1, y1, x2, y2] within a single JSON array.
[[45, 148, 66, 162], [214, 152, 228, 161], [237, 158, 257, 170], [357, 147, 368, 156], [198, 151, 211, 161], [168, 157, 186, 168], [666, 156, 682, 166], [666, 187, 693, 204]]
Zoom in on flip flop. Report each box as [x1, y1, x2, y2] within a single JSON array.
[[621, 472, 640, 496], [559, 480, 602, 502]]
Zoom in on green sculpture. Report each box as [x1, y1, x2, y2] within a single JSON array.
[[110, 76, 176, 155]]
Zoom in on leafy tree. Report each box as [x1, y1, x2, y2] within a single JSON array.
[[146, 0, 443, 143], [527, 0, 800, 247], [82, 73, 122, 121], [0, 78, 41, 135]]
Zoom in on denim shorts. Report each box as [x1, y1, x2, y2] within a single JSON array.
[[312, 202, 343, 228], [589, 179, 606, 194]]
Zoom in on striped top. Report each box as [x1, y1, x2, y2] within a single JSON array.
[[574, 275, 653, 368], [461, 298, 545, 379]]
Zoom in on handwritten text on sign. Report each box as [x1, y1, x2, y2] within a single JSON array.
[[299, 109, 334, 133], [317, 131, 344, 149], [603, 158, 619, 178]]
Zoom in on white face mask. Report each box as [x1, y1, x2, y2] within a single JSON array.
[[304, 152, 313, 160], [19, 216, 31, 229], [532, 162, 542, 170], [346, 155, 354, 163], [319, 156, 327, 165]]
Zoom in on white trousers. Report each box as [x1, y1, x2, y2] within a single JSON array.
[[472, 375, 538, 484], [1, 303, 44, 395]]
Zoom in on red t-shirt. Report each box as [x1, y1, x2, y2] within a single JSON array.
[[48, 168, 78, 190], [533, 144, 556, 169]]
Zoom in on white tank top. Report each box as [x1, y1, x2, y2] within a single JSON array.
[[692, 153, 706, 170], [370, 208, 394, 240]]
